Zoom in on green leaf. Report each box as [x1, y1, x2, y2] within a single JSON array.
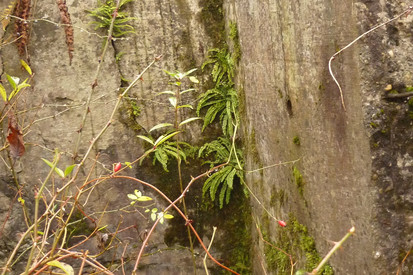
[[177, 104, 193, 109], [137, 135, 154, 145], [149, 123, 173, 133], [164, 213, 174, 219], [168, 97, 177, 107], [125, 161, 132, 168], [20, 59, 32, 75], [18, 197, 25, 205], [8, 79, 30, 100], [157, 90, 175, 96], [55, 167, 65, 178], [46, 260, 74, 275], [152, 208, 158, 213], [180, 88, 195, 94], [134, 190, 142, 197], [0, 84, 6, 102], [179, 117, 201, 126], [189, 76, 199, 83], [6, 74, 18, 90], [127, 194, 138, 200], [136, 196, 152, 201], [151, 212, 156, 221], [64, 164, 76, 177], [154, 131, 180, 146], [41, 158, 64, 178], [182, 68, 197, 77]]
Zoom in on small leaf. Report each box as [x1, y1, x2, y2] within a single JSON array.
[[20, 59, 32, 75], [177, 104, 193, 109], [149, 123, 173, 133], [137, 135, 154, 145], [179, 117, 201, 126], [55, 167, 65, 178], [6, 74, 18, 90], [134, 190, 142, 197], [183, 68, 197, 77], [0, 84, 6, 102], [127, 194, 138, 200], [64, 164, 76, 177], [152, 208, 158, 213], [154, 131, 180, 146], [18, 197, 25, 205], [47, 260, 74, 275], [189, 76, 199, 83], [157, 90, 175, 96], [164, 213, 174, 219], [136, 196, 153, 201], [180, 88, 195, 94], [151, 212, 156, 221], [98, 225, 108, 231], [145, 209, 150, 212], [168, 97, 177, 107], [125, 161, 132, 168], [41, 158, 62, 177]]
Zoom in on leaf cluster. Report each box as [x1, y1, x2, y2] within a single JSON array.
[[137, 69, 200, 172], [197, 84, 238, 137], [127, 189, 174, 224], [198, 48, 238, 137], [87, 0, 137, 37], [0, 60, 32, 102], [199, 137, 244, 208]]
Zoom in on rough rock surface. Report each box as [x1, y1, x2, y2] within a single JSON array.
[[227, 0, 412, 274]]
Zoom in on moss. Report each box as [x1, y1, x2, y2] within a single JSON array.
[[270, 188, 285, 207], [293, 136, 301, 146], [197, 0, 226, 47], [262, 213, 333, 274], [370, 122, 378, 128], [118, 99, 142, 132], [293, 166, 305, 197], [408, 97, 413, 120], [229, 21, 241, 64], [65, 209, 95, 247]]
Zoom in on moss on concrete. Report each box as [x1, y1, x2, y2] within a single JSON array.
[[261, 213, 333, 274], [197, 0, 226, 47], [293, 166, 305, 197]]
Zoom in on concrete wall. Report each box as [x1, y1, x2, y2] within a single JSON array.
[[227, 0, 413, 273]]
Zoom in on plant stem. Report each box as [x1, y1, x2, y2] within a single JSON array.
[[73, 0, 121, 159], [203, 226, 217, 275], [310, 226, 355, 274], [174, 83, 197, 274], [329, 5, 413, 110], [24, 150, 60, 274]]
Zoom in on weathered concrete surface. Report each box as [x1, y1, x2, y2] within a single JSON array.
[[0, 0, 236, 274], [228, 0, 412, 274]]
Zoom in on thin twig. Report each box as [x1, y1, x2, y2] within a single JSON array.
[[310, 226, 355, 274], [328, 5, 413, 110], [73, 0, 122, 159], [203, 226, 217, 275]]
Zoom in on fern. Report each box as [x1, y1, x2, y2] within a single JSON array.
[[139, 138, 195, 172], [197, 85, 239, 137], [199, 137, 244, 208], [87, 0, 137, 37], [202, 48, 234, 86]]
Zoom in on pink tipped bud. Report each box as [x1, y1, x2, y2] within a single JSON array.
[[278, 220, 287, 227], [114, 162, 121, 172]]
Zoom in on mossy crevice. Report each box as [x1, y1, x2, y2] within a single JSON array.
[[261, 213, 333, 274]]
